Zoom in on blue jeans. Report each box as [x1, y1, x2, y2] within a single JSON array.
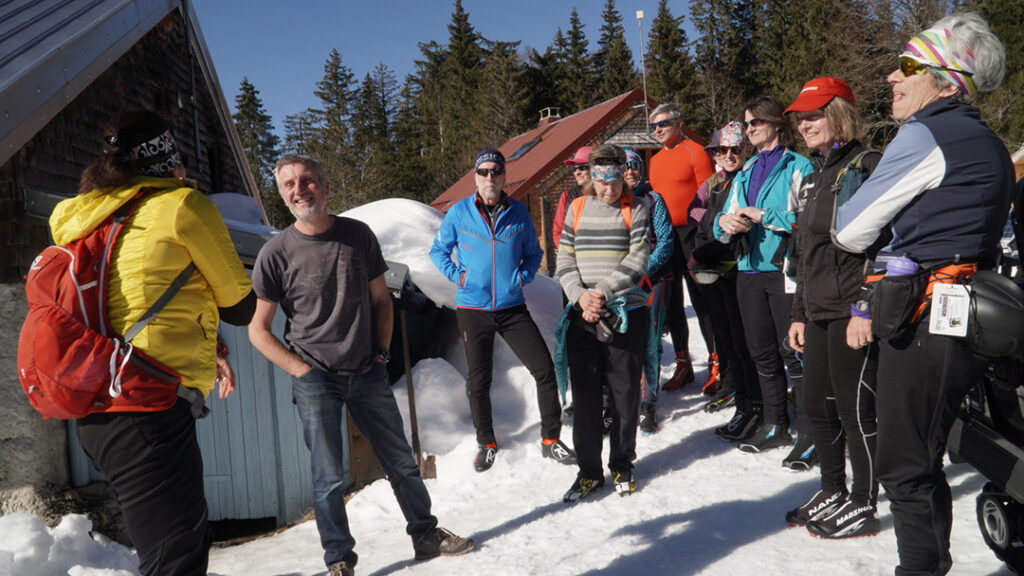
[[292, 362, 438, 568]]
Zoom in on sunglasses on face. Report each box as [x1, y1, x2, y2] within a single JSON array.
[[713, 147, 742, 157], [744, 118, 769, 129], [475, 167, 504, 177], [649, 118, 676, 131], [625, 160, 642, 171], [572, 164, 590, 172], [897, 55, 974, 78]]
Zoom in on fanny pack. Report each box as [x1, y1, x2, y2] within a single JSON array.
[[868, 262, 977, 340]]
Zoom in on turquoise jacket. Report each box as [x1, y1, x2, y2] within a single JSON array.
[[712, 148, 813, 273]]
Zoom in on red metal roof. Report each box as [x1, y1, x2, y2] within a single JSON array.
[[431, 88, 707, 212]]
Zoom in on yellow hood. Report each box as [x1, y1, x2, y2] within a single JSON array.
[[49, 177, 189, 245]]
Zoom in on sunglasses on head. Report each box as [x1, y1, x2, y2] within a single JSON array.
[[649, 118, 676, 131], [475, 166, 504, 177], [744, 118, 769, 129], [713, 146, 742, 157], [592, 157, 622, 167], [572, 164, 590, 172], [897, 55, 974, 78]]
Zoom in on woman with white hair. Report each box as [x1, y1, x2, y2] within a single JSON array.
[[833, 12, 1013, 574]]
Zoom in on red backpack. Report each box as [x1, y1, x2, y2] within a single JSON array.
[[18, 192, 194, 419]]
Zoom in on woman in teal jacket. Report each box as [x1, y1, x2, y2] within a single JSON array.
[[713, 95, 814, 465]]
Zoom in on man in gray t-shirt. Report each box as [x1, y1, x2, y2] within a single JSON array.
[[249, 154, 473, 575]]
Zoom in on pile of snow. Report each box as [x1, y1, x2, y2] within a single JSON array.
[[0, 199, 1013, 575]]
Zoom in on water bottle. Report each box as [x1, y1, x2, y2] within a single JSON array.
[[886, 256, 919, 276]]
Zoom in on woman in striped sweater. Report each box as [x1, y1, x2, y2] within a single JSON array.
[[556, 144, 651, 503]]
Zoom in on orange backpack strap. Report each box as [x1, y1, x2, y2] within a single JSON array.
[[570, 195, 588, 234], [571, 195, 634, 233], [910, 262, 977, 323]]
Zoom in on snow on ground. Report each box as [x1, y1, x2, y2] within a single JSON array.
[[0, 199, 1015, 576]]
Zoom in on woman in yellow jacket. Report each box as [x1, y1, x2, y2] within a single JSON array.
[[49, 110, 254, 576]]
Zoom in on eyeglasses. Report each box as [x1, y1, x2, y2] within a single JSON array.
[[744, 118, 769, 129], [475, 167, 504, 177], [649, 119, 676, 131], [897, 55, 974, 78], [572, 164, 590, 172], [713, 147, 742, 157], [625, 160, 642, 171]]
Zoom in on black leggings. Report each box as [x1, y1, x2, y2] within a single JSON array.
[[802, 318, 878, 506], [77, 399, 210, 576], [736, 271, 805, 430], [705, 272, 760, 407]]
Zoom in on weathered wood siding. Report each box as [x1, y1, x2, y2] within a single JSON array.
[[0, 11, 245, 281]]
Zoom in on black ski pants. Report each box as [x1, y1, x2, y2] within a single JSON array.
[[457, 304, 562, 446], [566, 306, 647, 480], [876, 319, 986, 576], [77, 399, 210, 576], [736, 271, 806, 431], [802, 318, 878, 506], [705, 272, 760, 408]]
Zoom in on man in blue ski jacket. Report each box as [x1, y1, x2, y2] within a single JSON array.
[[430, 148, 577, 472]]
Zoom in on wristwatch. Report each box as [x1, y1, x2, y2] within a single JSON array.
[[377, 348, 391, 363]]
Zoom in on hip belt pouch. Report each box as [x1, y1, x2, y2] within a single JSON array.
[[869, 268, 930, 339]]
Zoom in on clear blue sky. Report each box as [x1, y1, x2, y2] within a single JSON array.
[[192, 0, 696, 133]]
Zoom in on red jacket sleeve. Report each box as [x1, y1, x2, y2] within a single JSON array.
[[552, 189, 570, 248]]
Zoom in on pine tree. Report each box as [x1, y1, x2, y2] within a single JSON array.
[[963, 0, 1024, 148], [351, 63, 399, 204], [282, 109, 318, 156], [563, 7, 594, 113], [524, 28, 569, 119], [479, 40, 530, 143], [231, 77, 286, 228], [311, 49, 357, 212], [645, 0, 704, 132], [594, 0, 638, 101]]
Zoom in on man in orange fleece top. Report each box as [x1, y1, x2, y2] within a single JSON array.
[[647, 103, 715, 390]]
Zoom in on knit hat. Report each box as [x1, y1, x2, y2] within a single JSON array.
[[622, 146, 644, 173], [475, 148, 505, 169], [105, 113, 183, 178], [564, 146, 592, 166], [902, 26, 979, 97], [784, 77, 855, 114]]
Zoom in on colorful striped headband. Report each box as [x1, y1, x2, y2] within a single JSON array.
[[590, 164, 623, 183], [902, 26, 978, 97]]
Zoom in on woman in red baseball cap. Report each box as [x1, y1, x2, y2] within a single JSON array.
[[783, 77, 885, 538]]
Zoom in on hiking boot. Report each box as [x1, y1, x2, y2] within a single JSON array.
[[414, 527, 476, 560], [542, 439, 577, 465], [785, 489, 848, 526], [639, 402, 658, 435], [563, 476, 605, 503], [662, 351, 695, 391], [329, 561, 354, 576], [704, 390, 736, 413], [701, 352, 720, 396], [806, 501, 881, 539], [716, 406, 761, 442], [737, 423, 793, 453], [613, 470, 637, 496], [782, 433, 817, 471], [473, 444, 497, 472]]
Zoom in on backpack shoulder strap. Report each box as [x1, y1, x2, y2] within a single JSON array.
[[832, 148, 874, 188], [570, 195, 588, 234], [620, 194, 632, 231]]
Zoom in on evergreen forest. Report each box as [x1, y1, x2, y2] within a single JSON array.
[[230, 0, 1024, 227]]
